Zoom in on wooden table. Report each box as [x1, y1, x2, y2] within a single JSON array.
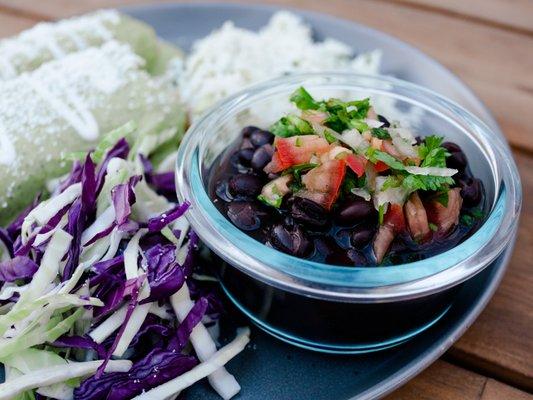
[[0, 0, 531, 398]]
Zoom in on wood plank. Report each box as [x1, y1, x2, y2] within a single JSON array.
[[481, 379, 532, 400], [10, 0, 530, 152], [447, 149, 533, 392], [388, 0, 533, 34], [0, 12, 35, 37], [384, 360, 532, 400]]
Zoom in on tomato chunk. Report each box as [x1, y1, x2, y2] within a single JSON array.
[[345, 154, 367, 177], [298, 159, 346, 210], [384, 203, 406, 233], [373, 203, 406, 263], [374, 161, 389, 173], [264, 135, 330, 173]]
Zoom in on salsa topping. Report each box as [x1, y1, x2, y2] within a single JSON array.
[[211, 87, 485, 265]]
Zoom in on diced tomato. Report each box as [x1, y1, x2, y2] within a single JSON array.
[[373, 203, 406, 263], [299, 159, 346, 210], [264, 152, 291, 173], [374, 161, 389, 172], [382, 140, 403, 159], [383, 203, 406, 233], [264, 135, 330, 173], [425, 188, 463, 234], [345, 154, 367, 177]]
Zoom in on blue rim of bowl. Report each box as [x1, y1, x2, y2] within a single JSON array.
[[176, 72, 522, 302]]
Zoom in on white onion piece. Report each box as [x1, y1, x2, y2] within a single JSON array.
[[405, 166, 458, 176], [340, 129, 369, 151], [389, 127, 417, 158]]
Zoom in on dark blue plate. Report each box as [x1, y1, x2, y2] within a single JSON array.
[[122, 3, 513, 399]]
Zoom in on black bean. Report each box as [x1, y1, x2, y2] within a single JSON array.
[[442, 141, 462, 153], [346, 249, 368, 266], [415, 136, 423, 145], [351, 224, 376, 247], [215, 180, 232, 202], [446, 150, 467, 170], [460, 177, 482, 207], [251, 144, 274, 171], [268, 224, 312, 257], [241, 126, 260, 138], [250, 130, 274, 147], [291, 197, 328, 228], [377, 114, 390, 127], [228, 174, 263, 198], [240, 138, 254, 150], [237, 148, 255, 167], [227, 202, 264, 231], [335, 198, 375, 226]]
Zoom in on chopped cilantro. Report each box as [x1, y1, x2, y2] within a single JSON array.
[[402, 174, 454, 192], [290, 87, 321, 110], [366, 147, 405, 171], [270, 114, 313, 137], [461, 208, 484, 226], [418, 135, 449, 167], [429, 223, 438, 232], [378, 204, 386, 225], [371, 127, 391, 140], [340, 170, 366, 199], [381, 175, 402, 191], [434, 191, 449, 207], [284, 163, 317, 181]]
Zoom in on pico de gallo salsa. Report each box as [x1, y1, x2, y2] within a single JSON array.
[[209, 87, 485, 266]]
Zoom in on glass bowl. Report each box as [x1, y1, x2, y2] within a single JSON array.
[[176, 73, 521, 353]]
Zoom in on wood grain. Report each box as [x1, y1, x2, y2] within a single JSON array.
[[387, 0, 533, 34], [447, 149, 533, 392], [385, 360, 532, 400]]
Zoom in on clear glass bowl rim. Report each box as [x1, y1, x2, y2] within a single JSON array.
[[175, 72, 521, 302]]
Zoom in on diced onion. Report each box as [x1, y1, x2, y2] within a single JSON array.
[[405, 166, 458, 176]]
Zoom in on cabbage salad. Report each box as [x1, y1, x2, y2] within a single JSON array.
[[0, 123, 249, 400]]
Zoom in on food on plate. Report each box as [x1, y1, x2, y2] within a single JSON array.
[[210, 87, 485, 265], [175, 11, 383, 118], [0, 10, 181, 79], [0, 41, 186, 224], [0, 126, 248, 400]]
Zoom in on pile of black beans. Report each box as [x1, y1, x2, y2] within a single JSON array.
[[209, 127, 485, 267]]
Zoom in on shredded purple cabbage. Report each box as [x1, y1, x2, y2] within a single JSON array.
[[52, 335, 106, 359], [147, 202, 190, 232], [141, 244, 185, 304], [111, 175, 141, 226], [95, 274, 145, 378], [0, 256, 39, 283]]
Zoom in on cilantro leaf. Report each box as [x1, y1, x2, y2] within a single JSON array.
[[371, 127, 391, 140], [402, 174, 454, 192], [418, 135, 450, 167], [283, 163, 317, 181], [270, 114, 314, 137], [378, 204, 386, 225], [366, 147, 405, 170], [290, 87, 321, 110], [381, 175, 402, 191]]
